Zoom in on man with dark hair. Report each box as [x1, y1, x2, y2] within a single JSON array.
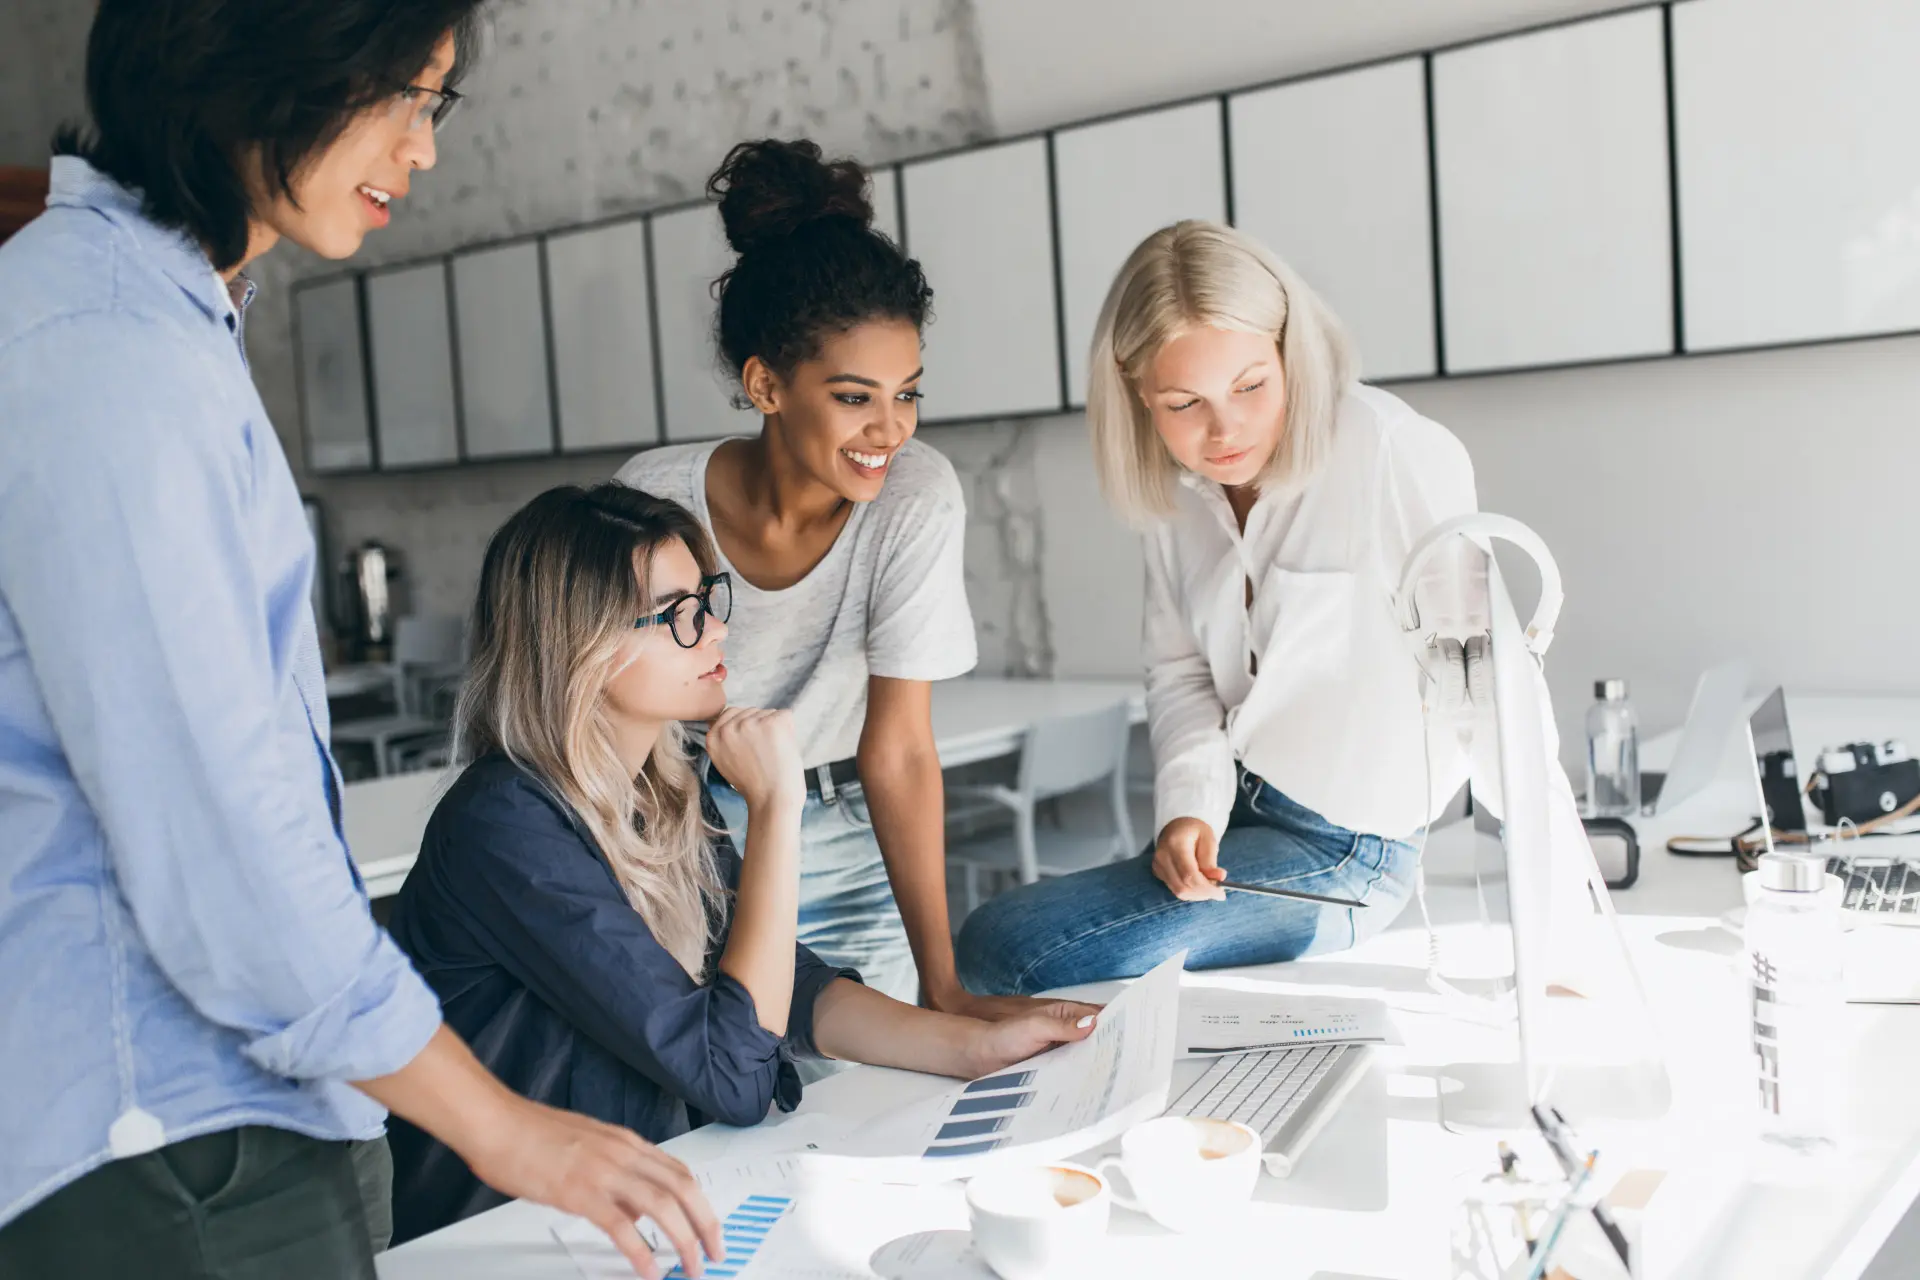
[[0, 4, 722, 1277]]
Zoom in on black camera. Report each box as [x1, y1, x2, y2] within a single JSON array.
[[1809, 740, 1920, 828]]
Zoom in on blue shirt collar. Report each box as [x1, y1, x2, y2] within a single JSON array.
[[47, 155, 249, 325]]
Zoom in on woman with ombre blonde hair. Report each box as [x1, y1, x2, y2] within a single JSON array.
[[956, 220, 1487, 995], [383, 483, 1099, 1242]]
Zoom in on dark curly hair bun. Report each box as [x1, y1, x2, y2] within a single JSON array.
[[704, 137, 933, 382], [709, 138, 873, 255]]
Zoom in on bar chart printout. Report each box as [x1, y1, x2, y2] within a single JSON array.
[[663, 1195, 794, 1280], [923, 1071, 1036, 1158], [809, 951, 1185, 1182], [553, 1155, 815, 1279]]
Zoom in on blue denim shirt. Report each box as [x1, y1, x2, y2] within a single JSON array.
[[0, 158, 442, 1225]]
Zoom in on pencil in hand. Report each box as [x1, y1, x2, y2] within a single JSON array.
[[1218, 880, 1367, 909]]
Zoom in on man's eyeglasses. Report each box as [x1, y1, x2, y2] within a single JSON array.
[[633, 573, 732, 648], [392, 84, 463, 133]]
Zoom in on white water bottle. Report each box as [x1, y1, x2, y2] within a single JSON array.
[[1744, 852, 1842, 1151]]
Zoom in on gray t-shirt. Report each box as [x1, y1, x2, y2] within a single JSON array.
[[614, 438, 978, 767]]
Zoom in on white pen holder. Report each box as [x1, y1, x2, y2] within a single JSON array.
[[1450, 1170, 1636, 1280]]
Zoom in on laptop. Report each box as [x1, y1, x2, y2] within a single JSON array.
[[1743, 689, 1920, 1003], [1641, 662, 1748, 816]]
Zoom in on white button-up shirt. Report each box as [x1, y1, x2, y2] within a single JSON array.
[[1143, 384, 1485, 842]]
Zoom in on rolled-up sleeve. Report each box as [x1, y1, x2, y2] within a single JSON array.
[[442, 780, 853, 1129], [786, 941, 860, 1063], [0, 312, 440, 1084]]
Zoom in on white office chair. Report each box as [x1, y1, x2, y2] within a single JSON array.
[[946, 700, 1138, 916], [331, 614, 466, 776]]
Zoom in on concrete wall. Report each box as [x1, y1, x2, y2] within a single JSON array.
[[0, 1, 92, 167], [970, 0, 1640, 135]]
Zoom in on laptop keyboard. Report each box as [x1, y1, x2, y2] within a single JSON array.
[[1828, 856, 1920, 916], [1166, 1044, 1359, 1149]]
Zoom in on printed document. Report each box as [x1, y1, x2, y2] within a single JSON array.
[[805, 951, 1186, 1182]]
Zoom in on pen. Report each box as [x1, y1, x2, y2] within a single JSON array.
[[1219, 880, 1368, 908], [1531, 1106, 1631, 1271]]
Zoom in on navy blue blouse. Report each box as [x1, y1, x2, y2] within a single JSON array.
[[385, 753, 856, 1242]]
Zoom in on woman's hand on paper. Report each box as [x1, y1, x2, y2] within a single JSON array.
[[928, 987, 1078, 1023], [963, 1000, 1103, 1078], [1152, 817, 1226, 901]]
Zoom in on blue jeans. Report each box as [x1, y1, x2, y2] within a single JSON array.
[[954, 770, 1418, 996], [707, 775, 918, 1006]]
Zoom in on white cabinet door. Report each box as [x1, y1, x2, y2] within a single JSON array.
[[869, 165, 902, 249], [451, 241, 555, 460], [547, 219, 661, 452], [901, 138, 1064, 422], [294, 277, 374, 472], [1675, 0, 1920, 351], [1054, 100, 1228, 405], [365, 263, 461, 468], [1230, 58, 1436, 382], [1433, 7, 1674, 373], [651, 202, 749, 443]]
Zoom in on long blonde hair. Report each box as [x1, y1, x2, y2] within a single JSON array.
[[1086, 220, 1356, 526], [456, 483, 724, 977]]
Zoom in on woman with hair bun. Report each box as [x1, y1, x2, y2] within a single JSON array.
[[616, 139, 1047, 1022]]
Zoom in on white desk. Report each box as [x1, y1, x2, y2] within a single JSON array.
[[929, 675, 1143, 768], [343, 769, 452, 899], [376, 691, 1920, 1279], [1611, 694, 1920, 1280], [327, 663, 398, 700], [342, 677, 1145, 898]]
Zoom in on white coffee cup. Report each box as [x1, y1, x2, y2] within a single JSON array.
[[965, 1162, 1111, 1280], [1097, 1116, 1261, 1233]]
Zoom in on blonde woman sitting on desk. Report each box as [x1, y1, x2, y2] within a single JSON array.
[[956, 220, 1485, 995]]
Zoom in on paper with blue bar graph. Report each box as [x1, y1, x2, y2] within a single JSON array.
[[555, 1149, 909, 1280], [667, 1191, 795, 1279], [1175, 986, 1396, 1057], [556, 1144, 986, 1279], [803, 950, 1186, 1184]]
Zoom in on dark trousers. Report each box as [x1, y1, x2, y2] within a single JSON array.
[[0, 1126, 393, 1279]]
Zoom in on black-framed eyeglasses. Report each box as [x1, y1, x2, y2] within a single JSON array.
[[634, 573, 732, 648], [392, 83, 463, 133]]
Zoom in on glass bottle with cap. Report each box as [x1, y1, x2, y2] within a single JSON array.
[[1743, 850, 1842, 1152], [1585, 678, 1640, 817]]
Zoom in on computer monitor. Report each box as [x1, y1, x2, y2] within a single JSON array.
[[1439, 547, 1669, 1129]]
